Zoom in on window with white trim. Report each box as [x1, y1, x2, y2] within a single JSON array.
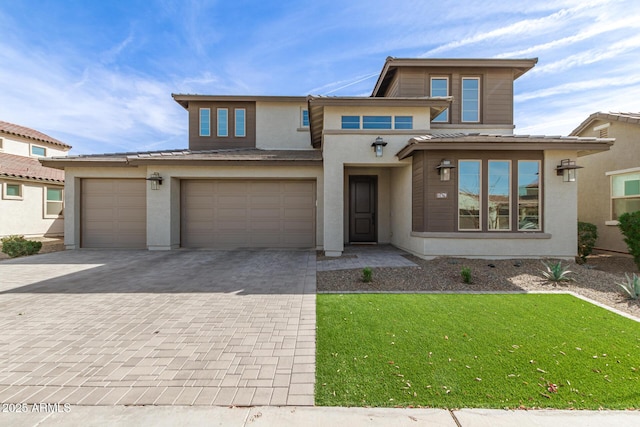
[[461, 77, 480, 122], [45, 187, 64, 218], [217, 108, 228, 137], [431, 77, 449, 122], [488, 160, 511, 230], [199, 108, 210, 136], [394, 116, 413, 129], [611, 172, 640, 220], [235, 108, 246, 137], [2, 182, 23, 200], [458, 160, 481, 230], [341, 116, 360, 129], [31, 145, 46, 157]]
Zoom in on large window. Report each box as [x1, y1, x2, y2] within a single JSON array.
[[488, 160, 511, 230], [45, 187, 64, 217], [518, 161, 541, 230], [462, 77, 480, 122], [458, 160, 481, 230], [235, 108, 246, 137], [341, 115, 413, 130], [199, 108, 210, 137], [611, 172, 640, 220], [217, 108, 228, 137], [431, 77, 449, 122]]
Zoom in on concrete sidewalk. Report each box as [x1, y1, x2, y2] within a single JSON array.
[[1, 406, 639, 426]]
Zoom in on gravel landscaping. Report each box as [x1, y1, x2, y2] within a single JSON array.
[[317, 252, 640, 319]]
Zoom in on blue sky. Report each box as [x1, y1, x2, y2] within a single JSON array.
[[1, 0, 639, 154]]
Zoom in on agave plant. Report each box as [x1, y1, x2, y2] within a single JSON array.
[[617, 273, 640, 300], [541, 260, 574, 283]]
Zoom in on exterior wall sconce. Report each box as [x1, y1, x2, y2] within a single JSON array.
[[556, 159, 583, 182], [146, 172, 163, 190], [436, 159, 456, 182], [371, 136, 388, 158]]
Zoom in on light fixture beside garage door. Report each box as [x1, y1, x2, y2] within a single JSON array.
[[146, 172, 163, 190]]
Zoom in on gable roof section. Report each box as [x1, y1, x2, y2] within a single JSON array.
[[372, 57, 538, 97], [0, 152, 65, 182], [396, 133, 614, 159], [0, 120, 71, 150], [307, 95, 452, 149], [40, 148, 322, 169], [570, 112, 640, 136]]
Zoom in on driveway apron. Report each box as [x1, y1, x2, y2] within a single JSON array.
[[0, 249, 316, 406]]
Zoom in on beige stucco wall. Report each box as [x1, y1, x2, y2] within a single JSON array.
[[62, 165, 323, 250], [0, 135, 68, 157], [0, 178, 64, 237], [577, 120, 639, 253], [255, 102, 311, 150], [390, 150, 580, 259]]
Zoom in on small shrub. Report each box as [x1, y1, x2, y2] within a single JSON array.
[[0, 235, 43, 258], [362, 267, 373, 283], [461, 266, 472, 284], [617, 273, 640, 300], [618, 211, 640, 270], [541, 260, 574, 283], [577, 221, 598, 263]]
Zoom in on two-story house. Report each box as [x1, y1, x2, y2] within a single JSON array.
[[0, 121, 70, 238], [41, 57, 612, 258]]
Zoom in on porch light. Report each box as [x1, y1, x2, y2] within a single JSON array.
[[556, 159, 583, 182], [146, 172, 163, 190], [436, 159, 456, 182], [371, 136, 387, 158]]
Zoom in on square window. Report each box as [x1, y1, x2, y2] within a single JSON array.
[[341, 116, 360, 129], [3, 182, 23, 200], [394, 116, 413, 129], [31, 145, 46, 157]]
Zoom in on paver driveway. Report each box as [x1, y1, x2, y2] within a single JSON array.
[[0, 249, 316, 406]]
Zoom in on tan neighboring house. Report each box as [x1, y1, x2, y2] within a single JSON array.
[[0, 121, 70, 238], [572, 112, 640, 253], [41, 57, 612, 258]]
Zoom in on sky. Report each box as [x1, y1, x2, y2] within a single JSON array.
[[1, 0, 639, 155]]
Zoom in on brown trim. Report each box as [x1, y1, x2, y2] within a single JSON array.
[[173, 94, 307, 109], [307, 96, 452, 107], [128, 159, 322, 167]]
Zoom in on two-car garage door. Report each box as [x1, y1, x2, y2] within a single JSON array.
[[181, 180, 316, 249]]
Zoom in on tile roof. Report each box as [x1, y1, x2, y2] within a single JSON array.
[[570, 112, 640, 136], [0, 121, 71, 149], [410, 133, 611, 143], [0, 152, 65, 182]]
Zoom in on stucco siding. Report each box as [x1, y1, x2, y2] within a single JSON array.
[[255, 102, 311, 150], [0, 179, 64, 237]]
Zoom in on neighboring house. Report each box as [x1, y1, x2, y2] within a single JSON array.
[[0, 121, 70, 238], [571, 112, 640, 253], [41, 57, 612, 259]]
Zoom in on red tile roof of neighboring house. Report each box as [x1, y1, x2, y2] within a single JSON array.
[[570, 112, 640, 136], [0, 152, 65, 183], [0, 120, 71, 149]]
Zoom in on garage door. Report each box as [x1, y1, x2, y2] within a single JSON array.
[[181, 180, 315, 249], [81, 179, 147, 248]]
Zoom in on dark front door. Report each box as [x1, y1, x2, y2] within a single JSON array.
[[349, 175, 377, 243]]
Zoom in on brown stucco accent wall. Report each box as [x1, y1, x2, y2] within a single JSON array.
[[188, 101, 256, 150], [412, 150, 544, 233]]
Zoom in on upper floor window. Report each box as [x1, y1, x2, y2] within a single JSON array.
[[199, 108, 211, 137], [394, 116, 413, 129], [235, 108, 246, 137], [217, 108, 228, 137], [431, 77, 449, 123], [45, 187, 64, 218], [611, 171, 640, 220], [0, 137, 4, 151], [31, 145, 46, 157], [461, 77, 480, 122], [363, 116, 392, 129], [301, 109, 309, 127], [341, 116, 360, 129]]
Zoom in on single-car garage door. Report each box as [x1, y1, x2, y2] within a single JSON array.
[[181, 180, 315, 249], [81, 179, 147, 248]]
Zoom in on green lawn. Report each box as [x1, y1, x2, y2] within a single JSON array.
[[316, 294, 640, 409]]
